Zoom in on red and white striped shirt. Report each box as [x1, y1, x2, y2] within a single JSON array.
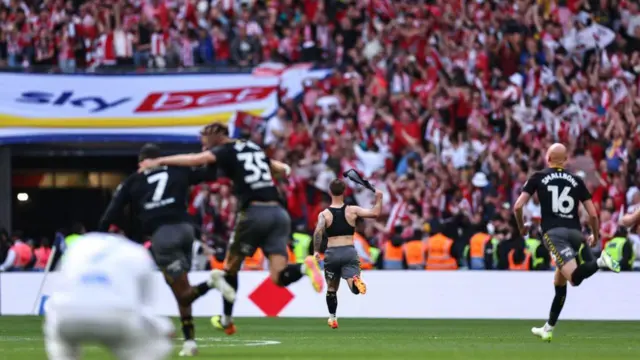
[[151, 32, 167, 56], [97, 33, 116, 65], [113, 30, 134, 58], [386, 199, 408, 232]]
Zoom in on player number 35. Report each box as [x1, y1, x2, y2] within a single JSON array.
[[237, 152, 272, 183]]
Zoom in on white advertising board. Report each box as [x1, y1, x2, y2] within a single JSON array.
[[1, 271, 638, 320]]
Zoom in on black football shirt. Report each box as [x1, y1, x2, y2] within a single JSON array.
[[522, 168, 591, 232], [210, 140, 281, 209], [98, 165, 216, 234]]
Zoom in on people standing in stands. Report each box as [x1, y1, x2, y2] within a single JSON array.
[[354, 218, 378, 270], [0, 231, 34, 272], [425, 232, 457, 270], [403, 228, 425, 270], [382, 225, 404, 269], [526, 226, 551, 271], [33, 237, 52, 271], [63, 222, 86, 252], [604, 227, 635, 271], [0, 228, 9, 266]]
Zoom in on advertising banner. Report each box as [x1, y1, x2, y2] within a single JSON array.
[[0, 65, 331, 144], [2, 271, 638, 320]]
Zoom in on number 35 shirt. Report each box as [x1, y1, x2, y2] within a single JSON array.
[[522, 168, 592, 233], [210, 140, 281, 210]]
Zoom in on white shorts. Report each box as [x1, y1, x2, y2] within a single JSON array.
[[44, 306, 174, 360]]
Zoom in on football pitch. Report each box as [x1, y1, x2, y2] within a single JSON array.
[[1, 317, 639, 360]]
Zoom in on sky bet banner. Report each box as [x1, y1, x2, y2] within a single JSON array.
[[0, 66, 330, 144]]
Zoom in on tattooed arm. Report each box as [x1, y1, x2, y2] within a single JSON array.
[[313, 211, 327, 255]]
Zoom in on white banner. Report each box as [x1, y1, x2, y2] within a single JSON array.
[[2, 271, 639, 320], [0, 66, 331, 144]]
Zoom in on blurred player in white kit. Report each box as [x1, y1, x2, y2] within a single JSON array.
[[44, 232, 174, 360]]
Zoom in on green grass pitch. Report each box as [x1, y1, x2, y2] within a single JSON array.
[[1, 317, 639, 359]]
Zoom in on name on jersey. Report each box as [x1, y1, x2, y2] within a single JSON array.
[[144, 197, 175, 210], [541, 172, 578, 187]]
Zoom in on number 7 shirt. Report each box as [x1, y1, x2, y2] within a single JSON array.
[[98, 165, 217, 235], [522, 168, 592, 233]]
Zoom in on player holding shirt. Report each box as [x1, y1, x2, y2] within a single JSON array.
[[138, 123, 324, 335], [514, 143, 620, 342], [313, 178, 383, 329]]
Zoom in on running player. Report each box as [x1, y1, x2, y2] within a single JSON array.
[[138, 123, 324, 335], [98, 143, 235, 356], [513, 143, 620, 342], [44, 232, 174, 360], [313, 178, 382, 329]]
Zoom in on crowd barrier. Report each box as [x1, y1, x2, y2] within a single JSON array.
[[1, 272, 638, 320]]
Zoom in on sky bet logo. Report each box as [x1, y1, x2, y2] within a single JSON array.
[[16, 91, 131, 113]]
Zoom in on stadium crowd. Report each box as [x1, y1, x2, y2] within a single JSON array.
[[2, 0, 640, 271]]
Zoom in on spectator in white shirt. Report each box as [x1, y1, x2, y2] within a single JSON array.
[[264, 107, 287, 147]]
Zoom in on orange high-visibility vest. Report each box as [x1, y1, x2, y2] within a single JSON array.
[[354, 232, 373, 270], [425, 233, 458, 270], [34, 247, 52, 270], [287, 246, 297, 264], [210, 256, 225, 270], [383, 239, 403, 262], [11, 242, 33, 267], [243, 249, 264, 270], [469, 232, 490, 259], [508, 249, 531, 271], [403, 240, 426, 267]]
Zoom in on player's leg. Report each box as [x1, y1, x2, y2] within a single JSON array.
[[114, 312, 174, 360], [264, 206, 323, 292], [324, 248, 340, 328], [543, 229, 613, 287], [152, 223, 232, 354], [532, 268, 567, 342], [211, 215, 250, 335], [44, 309, 80, 360], [342, 246, 367, 295]]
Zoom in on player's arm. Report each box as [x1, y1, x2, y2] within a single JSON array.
[[98, 179, 132, 232], [514, 174, 536, 236], [270, 159, 292, 178], [313, 211, 328, 255], [620, 208, 640, 228], [351, 189, 383, 218], [577, 177, 599, 246], [187, 166, 218, 185], [155, 151, 216, 168]]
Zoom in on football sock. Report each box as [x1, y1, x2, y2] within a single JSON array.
[[278, 264, 304, 286], [548, 285, 566, 326], [222, 273, 238, 319], [191, 282, 211, 300], [326, 291, 338, 316], [350, 282, 360, 294], [571, 261, 598, 286], [181, 315, 195, 340]]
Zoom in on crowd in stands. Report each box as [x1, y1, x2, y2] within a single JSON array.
[[3, 0, 640, 271]]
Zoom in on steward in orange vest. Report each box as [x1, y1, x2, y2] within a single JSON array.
[[242, 248, 265, 270], [508, 248, 531, 271], [403, 229, 426, 270], [425, 233, 458, 270], [354, 227, 374, 270], [383, 226, 404, 269]]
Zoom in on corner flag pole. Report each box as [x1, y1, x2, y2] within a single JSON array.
[[31, 245, 58, 315]]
